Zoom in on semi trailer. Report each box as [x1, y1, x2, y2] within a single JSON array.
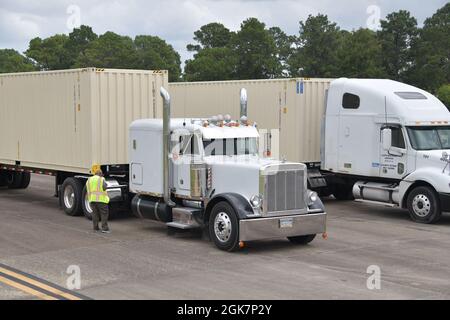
[[0, 69, 327, 251], [169, 78, 450, 224]]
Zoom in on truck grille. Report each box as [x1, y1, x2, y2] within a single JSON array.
[[262, 165, 307, 215]]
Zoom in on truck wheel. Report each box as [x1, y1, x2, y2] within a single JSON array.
[[288, 234, 316, 245], [61, 178, 84, 216], [209, 201, 240, 252], [82, 185, 93, 220], [7, 172, 23, 189], [19, 172, 31, 189], [407, 186, 442, 224], [332, 183, 354, 201]]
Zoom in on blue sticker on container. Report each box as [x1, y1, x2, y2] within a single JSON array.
[[372, 162, 380, 168], [296, 81, 304, 94]]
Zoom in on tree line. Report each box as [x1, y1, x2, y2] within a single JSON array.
[[0, 3, 448, 104]]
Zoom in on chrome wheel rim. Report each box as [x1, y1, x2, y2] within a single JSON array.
[[412, 194, 431, 217], [84, 193, 93, 215], [214, 212, 232, 243], [63, 185, 75, 209]]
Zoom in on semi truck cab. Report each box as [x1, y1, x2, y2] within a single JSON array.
[[129, 88, 327, 251], [323, 78, 450, 223]]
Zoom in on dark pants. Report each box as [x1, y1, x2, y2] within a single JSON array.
[[91, 202, 109, 231]]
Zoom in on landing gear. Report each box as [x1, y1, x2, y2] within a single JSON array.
[[407, 186, 441, 224]]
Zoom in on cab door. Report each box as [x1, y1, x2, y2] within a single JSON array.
[[380, 125, 408, 179], [174, 133, 202, 196]]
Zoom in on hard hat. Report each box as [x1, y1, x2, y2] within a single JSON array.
[[90, 164, 101, 175]]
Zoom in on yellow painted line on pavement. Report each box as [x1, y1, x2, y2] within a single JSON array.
[[0, 275, 57, 300], [0, 266, 82, 300]]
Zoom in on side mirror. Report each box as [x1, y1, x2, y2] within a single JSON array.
[[382, 128, 392, 151]]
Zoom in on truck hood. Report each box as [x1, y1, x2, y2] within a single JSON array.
[[416, 150, 450, 175], [203, 156, 301, 200], [416, 150, 450, 172]]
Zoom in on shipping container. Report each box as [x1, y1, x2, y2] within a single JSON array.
[[0, 68, 168, 174], [169, 78, 332, 164]]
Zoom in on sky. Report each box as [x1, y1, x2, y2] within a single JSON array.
[[0, 0, 448, 65]]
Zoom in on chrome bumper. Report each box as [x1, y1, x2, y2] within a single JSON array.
[[239, 212, 327, 242]]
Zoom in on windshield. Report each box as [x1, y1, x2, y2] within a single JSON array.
[[407, 126, 450, 150], [203, 138, 258, 156]]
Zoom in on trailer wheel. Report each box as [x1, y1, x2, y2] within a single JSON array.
[[61, 178, 84, 216], [407, 186, 442, 224], [81, 185, 93, 220], [332, 183, 354, 201], [7, 172, 23, 189], [209, 201, 240, 252], [0, 171, 8, 187], [288, 234, 316, 245], [19, 172, 31, 189]]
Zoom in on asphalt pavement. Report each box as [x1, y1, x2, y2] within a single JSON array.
[[0, 174, 449, 300]]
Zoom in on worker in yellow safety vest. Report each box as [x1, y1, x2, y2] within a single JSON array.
[[86, 167, 111, 233]]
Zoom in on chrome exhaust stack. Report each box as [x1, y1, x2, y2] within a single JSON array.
[[160, 87, 175, 207], [240, 88, 248, 121]]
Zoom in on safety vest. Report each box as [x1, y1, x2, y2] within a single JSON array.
[[86, 175, 110, 204]]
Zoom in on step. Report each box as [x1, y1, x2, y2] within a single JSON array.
[[166, 206, 202, 229]]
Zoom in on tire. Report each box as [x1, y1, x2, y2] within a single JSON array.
[[332, 183, 354, 201], [61, 178, 84, 216], [0, 171, 8, 187], [406, 186, 442, 224], [81, 185, 93, 220], [288, 234, 316, 245], [7, 172, 23, 189], [19, 172, 31, 189], [209, 201, 240, 252]]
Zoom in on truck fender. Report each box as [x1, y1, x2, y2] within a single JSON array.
[[204, 193, 254, 223], [400, 168, 448, 207]]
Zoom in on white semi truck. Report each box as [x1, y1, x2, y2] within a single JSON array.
[[0, 69, 327, 251], [129, 88, 327, 251], [320, 78, 450, 224], [170, 78, 450, 224]]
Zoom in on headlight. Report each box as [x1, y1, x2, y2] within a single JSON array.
[[250, 195, 262, 208], [308, 190, 318, 206]]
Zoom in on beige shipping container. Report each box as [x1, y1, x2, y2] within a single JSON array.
[[0, 68, 168, 174], [169, 78, 332, 163]]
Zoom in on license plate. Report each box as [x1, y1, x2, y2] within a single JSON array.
[[279, 218, 294, 229]]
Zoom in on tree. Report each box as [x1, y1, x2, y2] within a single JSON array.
[[437, 84, 450, 108], [184, 47, 237, 81], [406, 3, 449, 92], [134, 35, 181, 81], [337, 28, 386, 78], [378, 10, 418, 81], [232, 18, 281, 79], [268, 27, 295, 77], [289, 14, 341, 77], [0, 49, 36, 73], [65, 25, 98, 65], [187, 22, 233, 53], [75, 32, 136, 69], [25, 34, 71, 70]]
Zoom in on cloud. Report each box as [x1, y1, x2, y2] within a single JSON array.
[[0, 0, 447, 62]]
